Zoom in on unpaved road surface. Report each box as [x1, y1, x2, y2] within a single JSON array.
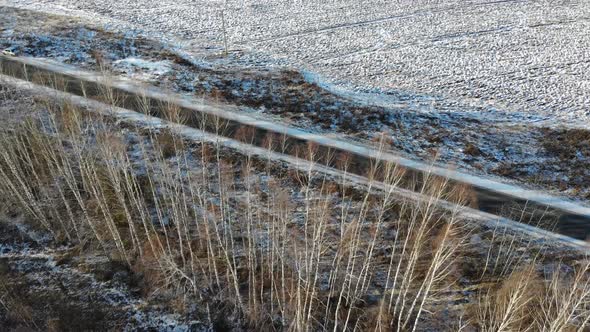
[[3, 0, 590, 126]]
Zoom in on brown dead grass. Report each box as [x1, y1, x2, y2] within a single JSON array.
[[0, 89, 588, 331], [542, 128, 590, 161]]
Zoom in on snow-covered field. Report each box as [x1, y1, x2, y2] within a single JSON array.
[[3, 0, 590, 125]]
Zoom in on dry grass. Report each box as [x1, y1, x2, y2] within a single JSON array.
[[471, 261, 590, 332], [0, 267, 39, 330], [0, 89, 588, 331]]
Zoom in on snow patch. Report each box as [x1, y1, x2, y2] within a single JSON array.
[[113, 57, 172, 78]]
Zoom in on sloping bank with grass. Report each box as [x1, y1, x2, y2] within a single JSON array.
[[0, 80, 589, 330]]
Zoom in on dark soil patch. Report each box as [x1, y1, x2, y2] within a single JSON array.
[[0, 257, 127, 331], [0, 220, 41, 253], [464, 142, 482, 157], [542, 128, 590, 161]]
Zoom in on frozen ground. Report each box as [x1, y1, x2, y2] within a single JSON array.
[[0, 81, 588, 330], [0, 192, 204, 331], [3, 0, 590, 126], [0, 5, 589, 202]]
